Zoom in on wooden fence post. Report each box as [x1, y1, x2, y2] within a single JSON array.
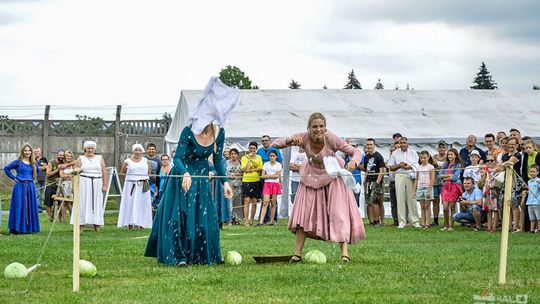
[[43, 105, 50, 158], [498, 166, 514, 285], [72, 169, 81, 292], [114, 105, 122, 169]]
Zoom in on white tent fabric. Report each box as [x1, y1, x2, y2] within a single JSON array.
[[166, 89, 540, 151]]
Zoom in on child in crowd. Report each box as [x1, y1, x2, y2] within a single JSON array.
[[432, 142, 448, 226], [525, 165, 540, 233], [438, 148, 463, 231], [463, 150, 482, 186], [413, 151, 435, 229], [479, 155, 499, 232], [256, 150, 282, 226]]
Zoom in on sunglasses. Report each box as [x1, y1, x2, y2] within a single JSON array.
[[486, 159, 495, 162]]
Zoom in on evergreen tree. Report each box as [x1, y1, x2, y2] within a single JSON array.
[[289, 79, 301, 89], [470, 62, 498, 89], [395, 84, 399, 90], [251, 85, 260, 89], [219, 65, 253, 89], [323, 85, 328, 89], [533, 84, 539, 90], [343, 70, 362, 89], [374, 79, 384, 90]]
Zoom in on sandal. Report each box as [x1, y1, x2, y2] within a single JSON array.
[[289, 255, 302, 263], [341, 255, 351, 263]]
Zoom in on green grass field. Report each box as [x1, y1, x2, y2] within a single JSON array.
[[0, 212, 538, 304]]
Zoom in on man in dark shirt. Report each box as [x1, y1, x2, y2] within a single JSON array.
[[459, 135, 486, 167], [145, 143, 161, 208], [360, 138, 386, 226], [45, 150, 65, 219]]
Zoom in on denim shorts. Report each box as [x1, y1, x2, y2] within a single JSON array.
[[528, 205, 540, 221], [416, 187, 433, 200]]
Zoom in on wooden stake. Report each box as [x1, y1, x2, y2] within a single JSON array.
[[498, 166, 513, 285], [72, 169, 81, 292]]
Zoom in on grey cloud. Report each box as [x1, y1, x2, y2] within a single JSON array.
[[320, 0, 540, 43], [0, 12, 24, 25], [486, 58, 540, 89], [315, 51, 419, 74]]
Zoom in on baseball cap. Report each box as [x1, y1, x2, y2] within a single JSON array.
[[469, 150, 481, 157]]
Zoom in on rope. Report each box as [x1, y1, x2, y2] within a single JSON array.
[[112, 166, 468, 179], [24, 199, 67, 294]]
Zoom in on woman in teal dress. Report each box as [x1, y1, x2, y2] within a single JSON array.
[[145, 76, 238, 266], [145, 123, 233, 266]]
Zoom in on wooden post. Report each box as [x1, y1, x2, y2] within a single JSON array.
[[72, 169, 81, 292], [114, 105, 122, 170], [43, 105, 50, 159], [498, 166, 513, 285]]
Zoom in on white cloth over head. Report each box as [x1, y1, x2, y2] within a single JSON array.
[[132, 143, 145, 153], [323, 156, 358, 190], [186, 77, 240, 135], [83, 141, 97, 149]]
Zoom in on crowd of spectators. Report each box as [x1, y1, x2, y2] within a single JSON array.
[[3, 128, 540, 234]]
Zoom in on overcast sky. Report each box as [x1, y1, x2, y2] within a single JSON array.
[[1, 0, 539, 119]]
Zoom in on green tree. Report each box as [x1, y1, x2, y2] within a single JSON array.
[[289, 79, 301, 89], [218, 65, 253, 89], [162, 112, 172, 124], [471, 62, 498, 89], [323, 85, 328, 89], [374, 79, 384, 90], [533, 84, 539, 90], [343, 70, 362, 89]]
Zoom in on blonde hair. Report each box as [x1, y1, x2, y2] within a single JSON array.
[[203, 123, 218, 153], [19, 143, 37, 181], [307, 112, 326, 128], [64, 150, 74, 159], [522, 138, 538, 152]]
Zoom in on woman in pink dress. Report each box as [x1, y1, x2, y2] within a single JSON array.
[[273, 112, 365, 263]]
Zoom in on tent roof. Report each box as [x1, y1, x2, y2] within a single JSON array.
[[165, 89, 540, 147]]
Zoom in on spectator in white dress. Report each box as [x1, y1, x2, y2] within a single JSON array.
[[118, 144, 153, 229]]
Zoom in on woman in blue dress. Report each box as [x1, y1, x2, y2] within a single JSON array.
[[145, 76, 238, 266], [3, 144, 40, 234]]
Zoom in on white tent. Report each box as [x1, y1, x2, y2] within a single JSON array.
[[166, 89, 540, 153], [164, 89, 540, 217]]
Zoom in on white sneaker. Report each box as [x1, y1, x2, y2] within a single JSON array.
[[413, 224, 421, 228], [440, 227, 448, 231], [447, 228, 454, 231], [397, 225, 406, 229]]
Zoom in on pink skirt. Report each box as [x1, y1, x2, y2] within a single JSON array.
[[288, 177, 365, 244], [262, 182, 282, 196], [441, 181, 462, 202]]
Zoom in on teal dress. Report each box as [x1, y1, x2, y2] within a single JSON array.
[[145, 126, 228, 265]]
